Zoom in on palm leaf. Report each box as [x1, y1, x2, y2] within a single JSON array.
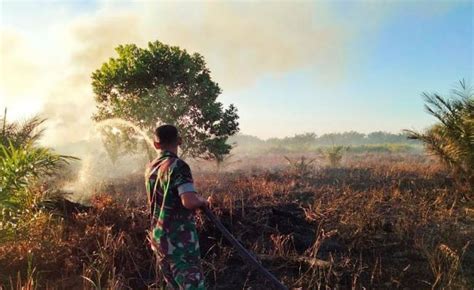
[[405, 80, 473, 194]]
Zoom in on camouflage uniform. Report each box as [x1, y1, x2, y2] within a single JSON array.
[[145, 150, 205, 290]]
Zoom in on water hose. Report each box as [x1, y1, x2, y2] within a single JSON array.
[[203, 207, 288, 290]]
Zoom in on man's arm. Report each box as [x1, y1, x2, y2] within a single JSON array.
[[174, 160, 208, 210], [180, 192, 208, 210]]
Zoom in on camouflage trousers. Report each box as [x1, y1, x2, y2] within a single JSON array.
[[151, 224, 205, 290]]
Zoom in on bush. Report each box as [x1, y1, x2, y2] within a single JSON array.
[[319, 145, 349, 167], [0, 142, 68, 209], [405, 80, 474, 196], [0, 114, 76, 242]]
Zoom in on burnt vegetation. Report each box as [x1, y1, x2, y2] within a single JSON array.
[[1, 152, 473, 289]]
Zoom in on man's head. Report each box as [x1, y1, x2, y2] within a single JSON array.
[[153, 124, 182, 151]]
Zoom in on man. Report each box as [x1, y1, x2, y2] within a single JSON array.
[[145, 124, 209, 290]]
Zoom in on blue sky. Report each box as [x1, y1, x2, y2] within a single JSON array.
[[1, 0, 472, 142], [221, 1, 473, 137]]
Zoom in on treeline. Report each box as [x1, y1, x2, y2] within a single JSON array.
[[228, 131, 422, 154]]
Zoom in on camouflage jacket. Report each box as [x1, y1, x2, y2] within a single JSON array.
[[145, 150, 197, 237]]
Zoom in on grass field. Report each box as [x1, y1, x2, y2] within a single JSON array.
[[1, 152, 472, 289]]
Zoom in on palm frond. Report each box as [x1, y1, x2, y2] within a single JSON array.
[[0, 115, 46, 147], [406, 80, 473, 194]]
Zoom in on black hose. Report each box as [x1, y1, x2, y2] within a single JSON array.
[[203, 207, 288, 290]]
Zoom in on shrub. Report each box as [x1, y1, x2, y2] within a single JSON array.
[[405, 80, 474, 196], [0, 113, 76, 242], [320, 145, 349, 167], [284, 156, 316, 178]]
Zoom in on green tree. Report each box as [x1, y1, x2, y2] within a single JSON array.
[[405, 80, 473, 196], [91, 41, 239, 160]]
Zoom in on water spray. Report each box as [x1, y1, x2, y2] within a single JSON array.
[[65, 118, 157, 199], [94, 118, 156, 150]]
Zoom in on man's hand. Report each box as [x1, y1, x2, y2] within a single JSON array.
[[207, 195, 216, 208], [198, 195, 209, 208]]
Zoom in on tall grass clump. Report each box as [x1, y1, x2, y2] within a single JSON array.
[[405, 80, 474, 197]]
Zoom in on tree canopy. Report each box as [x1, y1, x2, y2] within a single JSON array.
[[91, 41, 239, 159]]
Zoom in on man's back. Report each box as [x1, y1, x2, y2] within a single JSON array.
[[146, 151, 194, 225], [146, 149, 205, 289]]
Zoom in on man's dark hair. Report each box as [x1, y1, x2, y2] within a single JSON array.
[[155, 124, 179, 145]]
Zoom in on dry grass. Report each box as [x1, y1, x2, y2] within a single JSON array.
[[1, 153, 472, 289]]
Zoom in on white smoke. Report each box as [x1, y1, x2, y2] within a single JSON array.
[[0, 1, 462, 197]]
